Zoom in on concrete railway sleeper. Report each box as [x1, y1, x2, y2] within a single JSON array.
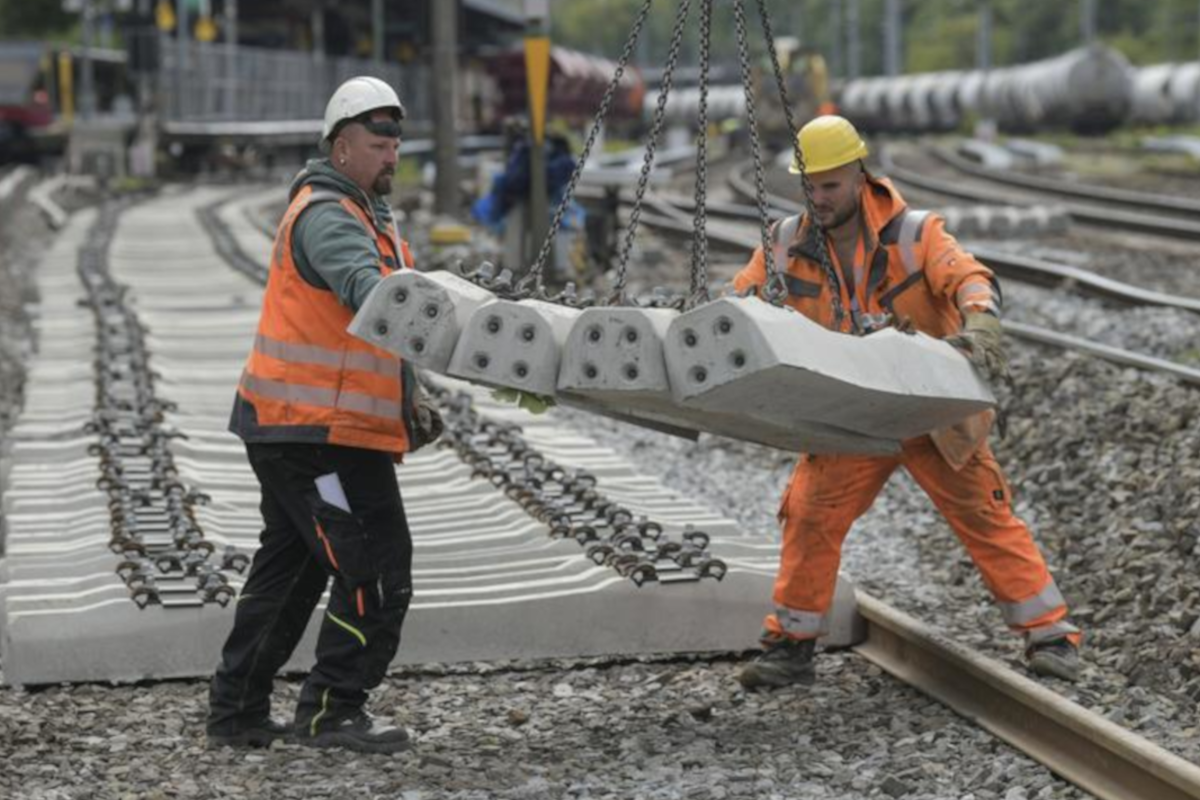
[[75, 200, 247, 610], [199, 190, 728, 590]]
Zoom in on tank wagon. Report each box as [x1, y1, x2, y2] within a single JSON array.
[[837, 44, 1133, 135]]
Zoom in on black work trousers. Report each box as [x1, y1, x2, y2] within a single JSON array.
[[208, 442, 413, 729]]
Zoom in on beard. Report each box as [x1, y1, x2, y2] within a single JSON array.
[[814, 200, 858, 230], [372, 170, 394, 196]]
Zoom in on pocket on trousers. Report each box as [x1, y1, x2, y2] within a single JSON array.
[[308, 496, 380, 586]]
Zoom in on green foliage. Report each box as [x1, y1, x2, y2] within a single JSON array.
[[0, 0, 75, 39], [549, 0, 1200, 75]]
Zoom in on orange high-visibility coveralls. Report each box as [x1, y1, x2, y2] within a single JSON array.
[[733, 175, 1080, 649]]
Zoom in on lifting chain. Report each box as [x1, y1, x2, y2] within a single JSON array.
[[755, 0, 849, 330], [518, 0, 655, 300], [732, 0, 787, 306], [610, 0, 694, 303], [685, 0, 715, 310]]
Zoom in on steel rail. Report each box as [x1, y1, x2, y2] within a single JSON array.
[[929, 145, 1200, 217], [724, 163, 1200, 316], [856, 594, 1200, 800], [883, 148, 1200, 242], [218, 188, 1200, 799]]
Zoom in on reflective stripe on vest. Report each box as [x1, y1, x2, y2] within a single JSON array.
[[1000, 580, 1066, 627], [955, 279, 1000, 316], [253, 333, 397, 378], [773, 214, 803, 277], [895, 209, 930, 275], [774, 605, 826, 639], [240, 372, 403, 421]]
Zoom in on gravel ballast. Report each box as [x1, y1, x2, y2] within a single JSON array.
[[10, 168, 1199, 798]]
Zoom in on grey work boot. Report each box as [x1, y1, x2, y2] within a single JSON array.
[[295, 708, 412, 755], [737, 637, 817, 690], [1027, 637, 1080, 682]]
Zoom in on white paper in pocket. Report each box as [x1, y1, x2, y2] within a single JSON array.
[[315, 472, 352, 513]]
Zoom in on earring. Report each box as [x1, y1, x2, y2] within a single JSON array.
[[339, 158, 346, 165]]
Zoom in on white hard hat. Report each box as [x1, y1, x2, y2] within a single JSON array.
[[321, 76, 406, 153]]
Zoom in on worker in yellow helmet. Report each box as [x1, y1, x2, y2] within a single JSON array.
[[733, 115, 1082, 689]]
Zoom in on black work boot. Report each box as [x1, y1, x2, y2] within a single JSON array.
[[737, 637, 817, 690], [1027, 637, 1080, 682], [295, 708, 411, 754], [206, 716, 292, 749]]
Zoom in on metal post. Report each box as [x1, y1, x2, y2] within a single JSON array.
[[373, 0, 384, 65], [1080, 0, 1097, 45], [977, 0, 992, 72], [312, 6, 325, 62], [176, 0, 189, 120], [81, 0, 96, 120], [523, 1, 551, 271], [432, 0, 460, 216], [829, 0, 843, 78], [226, 0, 238, 119], [846, 0, 861, 79], [883, 0, 902, 76]]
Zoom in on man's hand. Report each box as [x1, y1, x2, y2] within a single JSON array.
[[946, 312, 1011, 386]]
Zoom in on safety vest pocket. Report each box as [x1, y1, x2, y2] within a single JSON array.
[[308, 497, 380, 586]]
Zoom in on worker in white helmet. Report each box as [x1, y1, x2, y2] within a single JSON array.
[[207, 76, 440, 755]]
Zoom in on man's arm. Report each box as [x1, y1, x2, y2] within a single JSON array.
[[921, 215, 1009, 383], [293, 204, 383, 313], [731, 246, 769, 296], [920, 214, 1000, 318]]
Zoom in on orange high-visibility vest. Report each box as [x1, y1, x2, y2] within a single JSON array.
[[733, 176, 1001, 469], [734, 176, 999, 337], [231, 185, 417, 454]]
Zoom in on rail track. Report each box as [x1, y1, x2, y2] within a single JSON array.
[[212, 186, 1200, 800], [3, 181, 1200, 797], [884, 145, 1200, 242]]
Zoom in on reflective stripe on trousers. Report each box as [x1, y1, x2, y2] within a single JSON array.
[[772, 606, 827, 640], [762, 436, 1078, 643]]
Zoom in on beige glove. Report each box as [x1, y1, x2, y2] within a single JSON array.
[[945, 312, 1011, 386], [491, 388, 556, 415]]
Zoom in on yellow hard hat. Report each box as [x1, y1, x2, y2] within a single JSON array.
[[790, 114, 869, 175]]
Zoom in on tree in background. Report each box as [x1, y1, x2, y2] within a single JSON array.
[[0, 0, 75, 39], [550, 0, 1200, 74]]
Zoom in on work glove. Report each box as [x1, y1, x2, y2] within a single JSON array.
[[491, 388, 556, 415], [945, 311, 1011, 387]]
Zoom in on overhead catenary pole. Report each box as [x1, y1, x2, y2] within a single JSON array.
[[846, 0, 861, 80], [1080, 0, 1097, 45], [176, 0, 189, 120], [432, 0, 461, 216], [80, 0, 96, 119], [372, 0, 384, 64], [977, 0, 992, 72], [225, 0, 238, 119], [883, 0, 903, 76], [312, 4, 325, 63], [829, 0, 843, 78]]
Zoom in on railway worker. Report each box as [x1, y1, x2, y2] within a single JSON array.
[[206, 76, 442, 753], [733, 115, 1082, 689]]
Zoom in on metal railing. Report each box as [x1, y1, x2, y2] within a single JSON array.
[[157, 41, 430, 124]]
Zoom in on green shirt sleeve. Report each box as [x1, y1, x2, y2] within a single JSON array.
[[292, 203, 383, 312]]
